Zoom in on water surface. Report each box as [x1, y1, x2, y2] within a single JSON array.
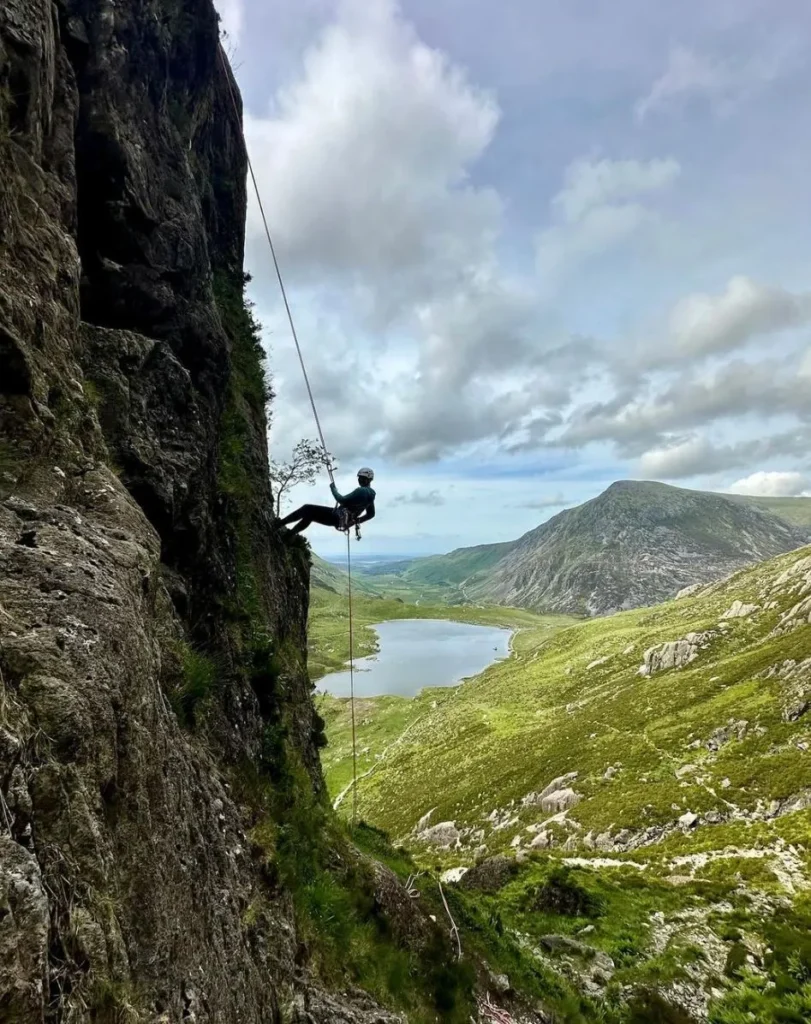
[[318, 618, 511, 698]]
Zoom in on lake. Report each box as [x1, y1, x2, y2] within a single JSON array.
[[317, 618, 512, 698]]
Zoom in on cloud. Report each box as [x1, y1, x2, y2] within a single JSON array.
[[635, 45, 787, 121], [245, 0, 572, 464], [391, 489, 446, 506], [516, 493, 569, 511], [637, 437, 717, 478], [727, 471, 810, 497], [245, 0, 500, 295], [552, 158, 682, 224], [637, 428, 811, 480], [536, 157, 680, 291], [667, 276, 811, 359]]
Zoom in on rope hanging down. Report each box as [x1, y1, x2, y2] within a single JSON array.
[[217, 43, 359, 821]]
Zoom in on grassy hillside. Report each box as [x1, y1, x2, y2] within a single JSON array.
[[397, 541, 517, 587], [722, 493, 811, 531], [318, 545, 811, 1022], [308, 584, 570, 679]]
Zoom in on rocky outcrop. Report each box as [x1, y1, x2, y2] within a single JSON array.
[[638, 631, 716, 677], [460, 855, 519, 894], [0, 3, 443, 1021], [761, 658, 811, 722], [720, 600, 759, 619], [418, 820, 461, 848], [521, 772, 578, 808]]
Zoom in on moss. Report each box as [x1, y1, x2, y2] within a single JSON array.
[[169, 645, 218, 728]]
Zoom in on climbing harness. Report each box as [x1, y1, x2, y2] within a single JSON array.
[[335, 507, 364, 540], [217, 44, 360, 822]]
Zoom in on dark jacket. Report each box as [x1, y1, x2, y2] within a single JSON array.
[[330, 483, 376, 523]]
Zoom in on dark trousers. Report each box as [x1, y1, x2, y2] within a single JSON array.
[[279, 503, 337, 534]]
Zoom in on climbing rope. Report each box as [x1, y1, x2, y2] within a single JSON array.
[[346, 531, 359, 825], [217, 42, 358, 820], [216, 45, 334, 484]]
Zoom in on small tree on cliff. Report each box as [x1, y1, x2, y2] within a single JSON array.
[[270, 439, 335, 517]]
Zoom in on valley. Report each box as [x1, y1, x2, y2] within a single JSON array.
[[311, 542, 811, 1022]]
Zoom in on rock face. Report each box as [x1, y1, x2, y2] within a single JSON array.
[[0, 4, 426, 1021], [466, 481, 809, 616], [638, 631, 716, 677]]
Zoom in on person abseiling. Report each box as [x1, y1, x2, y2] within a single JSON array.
[[279, 467, 376, 535]]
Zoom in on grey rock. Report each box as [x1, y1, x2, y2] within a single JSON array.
[[720, 600, 760, 619], [0, 838, 49, 1022], [541, 787, 581, 813], [418, 821, 460, 848], [460, 855, 519, 894], [639, 631, 716, 677]]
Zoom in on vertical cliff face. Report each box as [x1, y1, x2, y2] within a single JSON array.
[[0, 2, 404, 1021]]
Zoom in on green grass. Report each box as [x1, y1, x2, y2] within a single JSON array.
[[170, 645, 218, 727], [313, 544, 811, 1021], [308, 584, 568, 680], [722, 494, 811, 531]]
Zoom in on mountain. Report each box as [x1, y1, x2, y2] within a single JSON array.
[[380, 481, 809, 617], [471, 481, 809, 615], [319, 541, 811, 1021], [721, 492, 811, 529]]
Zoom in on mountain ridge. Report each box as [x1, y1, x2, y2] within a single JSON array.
[[358, 481, 811, 616]]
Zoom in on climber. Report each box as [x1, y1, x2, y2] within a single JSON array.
[[279, 467, 376, 535]]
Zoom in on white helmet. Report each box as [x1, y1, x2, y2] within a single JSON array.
[[357, 466, 374, 481]]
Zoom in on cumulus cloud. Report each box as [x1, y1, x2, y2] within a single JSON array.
[[243, 0, 810, 489], [391, 489, 446, 506], [552, 158, 681, 223], [635, 45, 788, 121], [637, 428, 811, 480], [245, 0, 500, 295], [667, 276, 811, 359], [245, 0, 571, 463], [727, 471, 810, 497], [536, 157, 680, 290], [638, 437, 727, 478]]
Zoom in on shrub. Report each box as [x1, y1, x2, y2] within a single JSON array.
[[527, 866, 604, 919]]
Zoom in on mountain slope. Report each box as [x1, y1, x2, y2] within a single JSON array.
[[320, 543, 811, 1022], [398, 541, 516, 587], [721, 492, 811, 529], [468, 481, 808, 615]]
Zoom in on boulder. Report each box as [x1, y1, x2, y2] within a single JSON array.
[[720, 600, 760, 619], [523, 771, 579, 807], [541, 787, 581, 813], [638, 631, 716, 677], [530, 830, 552, 850], [459, 855, 519, 894], [418, 821, 460, 848]]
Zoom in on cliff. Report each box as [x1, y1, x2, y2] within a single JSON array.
[[0, 3, 453, 1021]]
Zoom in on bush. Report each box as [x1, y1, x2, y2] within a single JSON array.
[[527, 866, 604, 919], [626, 989, 696, 1024]]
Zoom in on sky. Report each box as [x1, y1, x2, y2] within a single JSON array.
[[214, 0, 811, 557]]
